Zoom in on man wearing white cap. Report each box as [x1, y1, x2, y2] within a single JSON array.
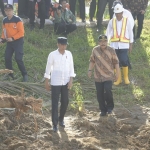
[[123, 0, 148, 40], [106, 4, 133, 85], [112, 0, 134, 29]]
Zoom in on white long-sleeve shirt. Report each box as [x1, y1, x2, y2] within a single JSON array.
[[44, 49, 76, 86], [106, 17, 134, 49], [113, 9, 134, 29], [8, 0, 13, 5]]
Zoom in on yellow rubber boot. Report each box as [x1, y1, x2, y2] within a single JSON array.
[[122, 67, 130, 84], [114, 69, 122, 85]]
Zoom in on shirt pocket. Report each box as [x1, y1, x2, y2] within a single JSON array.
[[54, 59, 61, 68], [65, 58, 71, 67]]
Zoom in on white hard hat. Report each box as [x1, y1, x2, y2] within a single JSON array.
[[114, 4, 124, 13]]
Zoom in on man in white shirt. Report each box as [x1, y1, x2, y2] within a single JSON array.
[[106, 4, 133, 85], [44, 37, 76, 132]]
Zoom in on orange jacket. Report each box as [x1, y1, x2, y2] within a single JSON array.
[[1, 15, 24, 40]]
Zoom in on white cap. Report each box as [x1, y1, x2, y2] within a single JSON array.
[[114, 4, 124, 13]]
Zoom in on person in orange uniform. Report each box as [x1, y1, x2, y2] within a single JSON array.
[[0, 4, 28, 82]]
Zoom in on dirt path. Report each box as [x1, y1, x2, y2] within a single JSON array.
[[0, 100, 150, 150]]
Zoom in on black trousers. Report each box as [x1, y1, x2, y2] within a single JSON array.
[[51, 84, 69, 126], [95, 81, 114, 113], [28, 0, 45, 26], [5, 38, 27, 77], [115, 49, 129, 67], [45, 0, 51, 19], [69, 0, 85, 20], [0, 0, 5, 16], [89, 0, 96, 20], [54, 23, 77, 35], [18, 0, 29, 17], [132, 12, 144, 38], [97, 0, 114, 29]]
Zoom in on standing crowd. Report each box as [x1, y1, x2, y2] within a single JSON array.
[[0, 0, 149, 132]]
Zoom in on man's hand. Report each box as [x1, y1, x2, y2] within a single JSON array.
[[7, 38, 13, 42], [88, 70, 92, 78], [45, 78, 50, 91], [114, 73, 119, 82], [68, 78, 73, 89], [129, 47, 132, 53], [129, 43, 133, 53], [140, 10, 145, 14]]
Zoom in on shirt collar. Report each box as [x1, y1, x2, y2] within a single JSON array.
[[57, 49, 66, 55]]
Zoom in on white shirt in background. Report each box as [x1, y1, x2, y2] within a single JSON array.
[[106, 17, 134, 49], [44, 49, 76, 86], [113, 9, 134, 29], [7, 0, 13, 5]]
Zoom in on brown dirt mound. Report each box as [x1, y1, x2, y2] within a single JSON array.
[[0, 93, 150, 150]]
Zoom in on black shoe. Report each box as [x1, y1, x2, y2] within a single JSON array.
[[23, 74, 28, 82], [3, 74, 10, 80], [53, 125, 58, 132], [82, 19, 86, 23], [100, 112, 107, 116], [89, 18, 93, 22], [3, 73, 14, 80], [107, 110, 112, 114], [59, 121, 65, 128]]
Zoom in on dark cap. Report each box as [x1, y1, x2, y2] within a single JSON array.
[[98, 35, 107, 40], [112, 0, 122, 9], [57, 37, 68, 45], [4, 4, 13, 10]]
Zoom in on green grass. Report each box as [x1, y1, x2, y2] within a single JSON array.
[[0, 18, 150, 106]]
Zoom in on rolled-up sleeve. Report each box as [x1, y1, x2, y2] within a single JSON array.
[[69, 52, 76, 77], [44, 53, 53, 79]]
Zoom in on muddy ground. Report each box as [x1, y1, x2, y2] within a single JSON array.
[[0, 95, 150, 150]]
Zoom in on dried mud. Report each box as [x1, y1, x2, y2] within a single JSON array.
[[0, 94, 150, 150]]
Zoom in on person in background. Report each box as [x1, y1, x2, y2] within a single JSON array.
[[0, 4, 28, 82], [123, 0, 148, 40], [97, 0, 115, 32], [88, 35, 119, 116], [18, 0, 28, 19], [45, 0, 51, 19], [69, 0, 85, 22], [44, 37, 76, 132], [28, 0, 46, 30], [106, 4, 133, 85], [89, 0, 97, 22], [0, 0, 6, 17], [53, 0, 77, 36]]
